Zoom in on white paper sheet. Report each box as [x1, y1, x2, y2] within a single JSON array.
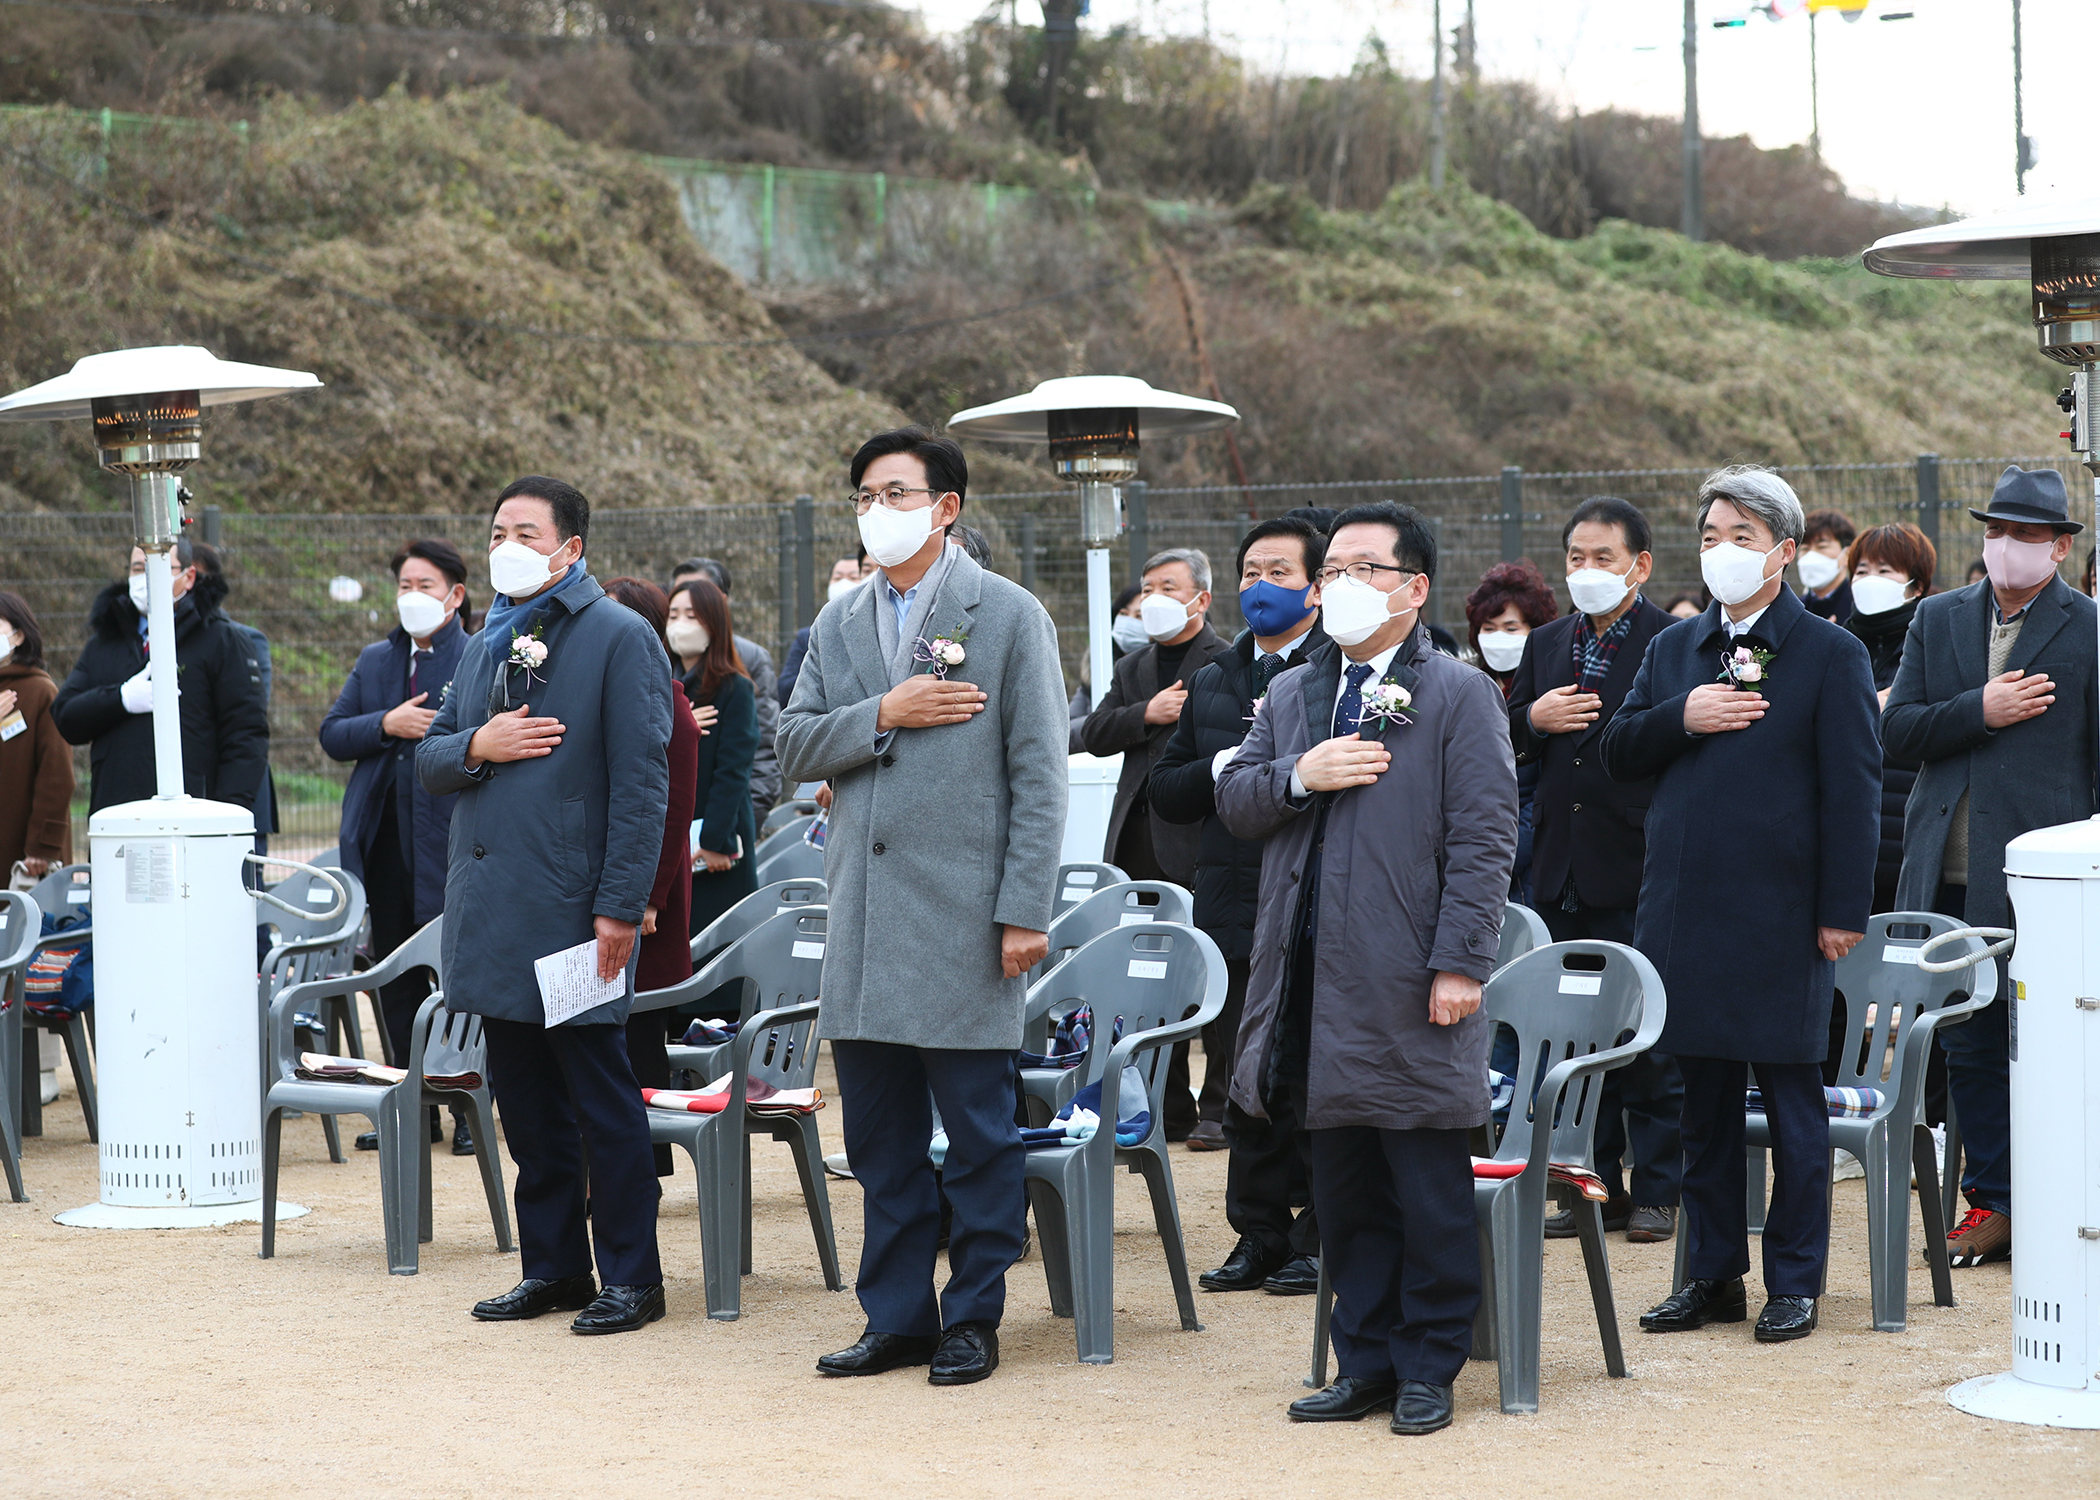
[[533, 938, 624, 1027]]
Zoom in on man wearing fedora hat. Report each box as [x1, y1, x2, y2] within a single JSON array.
[[1885, 464, 2098, 1270]]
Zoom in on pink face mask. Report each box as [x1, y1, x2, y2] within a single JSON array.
[[1982, 534, 2060, 592]]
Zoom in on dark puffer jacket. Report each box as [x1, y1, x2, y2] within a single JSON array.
[[1147, 624, 1327, 962], [1846, 596, 1920, 910], [52, 573, 269, 814]]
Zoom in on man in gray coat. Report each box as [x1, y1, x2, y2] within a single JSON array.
[[1885, 464, 2097, 1269], [1218, 501, 1516, 1436], [778, 427, 1067, 1388], [418, 476, 674, 1336]]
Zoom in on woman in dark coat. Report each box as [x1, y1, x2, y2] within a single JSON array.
[[0, 592, 73, 879], [1463, 561, 1557, 905], [1841, 523, 1935, 911], [605, 577, 701, 1177], [670, 578, 758, 937]]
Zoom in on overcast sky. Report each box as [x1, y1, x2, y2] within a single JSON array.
[[912, 0, 2090, 219]]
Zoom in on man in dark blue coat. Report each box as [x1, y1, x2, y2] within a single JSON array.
[[320, 537, 475, 1151], [1602, 466, 1880, 1344], [1507, 496, 1683, 1242], [419, 476, 673, 1336]]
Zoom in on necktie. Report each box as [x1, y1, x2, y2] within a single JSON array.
[[1253, 652, 1285, 699], [410, 650, 429, 699], [1334, 661, 1375, 740]]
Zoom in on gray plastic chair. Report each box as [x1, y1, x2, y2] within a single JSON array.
[[259, 918, 513, 1275], [1500, 900, 1549, 967], [1308, 940, 1666, 1415], [631, 906, 841, 1320], [1710, 912, 1994, 1333], [20, 864, 96, 1143], [754, 839, 825, 886], [1019, 880, 1194, 1125], [675, 878, 828, 1078], [761, 799, 821, 837], [256, 865, 369, 1161], [0, 890, 41, 1201], [1053, 862, 1126, 920], [1020, 923, 1227, 1363], [752, 814, 817, 866]]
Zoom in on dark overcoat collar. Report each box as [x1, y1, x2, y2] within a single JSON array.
[[1301, 621, 1429, 748], [1691, 579, 1809, 658]]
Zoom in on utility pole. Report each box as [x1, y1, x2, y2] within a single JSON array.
[[2013, 0, 2027, 195], [1428, 0, 1447, 189], [1682, 0, 1703, 242], [1808, 8, 1821, 159]]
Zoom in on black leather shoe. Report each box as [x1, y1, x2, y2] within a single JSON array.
[[1287, 1376, 1398, 1422], [929, 1320, 1000, 1385], [1263, 1253, 1320, 1295], [471, 1276, 597, 1321], [1389, 1379, 1455, 1435], [1200, 1236, 1286, 1293], [1639, 1276, 1747, 1333], [816, 1330, 939, 1376], [451, 1118, 476, 1156], [354, 1130, 379, 1152], [571, 1283, 666, 1335], [1754, 1295, 1818, 1343], [1547, 1194, 1631, 1239]]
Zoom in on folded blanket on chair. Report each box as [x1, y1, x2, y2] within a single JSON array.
[[1745, 1085, 1885, 1119], [294, 1052, 480, 1090], [1018, 1004, 1093, 1071], [642, 1075, 822, 1116], [679, 1017, 741, 1047], [1469, 1157, 1613, 1202]]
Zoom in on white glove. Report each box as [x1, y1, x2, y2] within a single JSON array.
[[120, 667, 154, 714], [1211, 745, 1239, 781]]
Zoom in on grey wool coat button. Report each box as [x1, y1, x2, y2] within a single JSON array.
[[472, 844, 485, 859], [872, 841, 886, 855]]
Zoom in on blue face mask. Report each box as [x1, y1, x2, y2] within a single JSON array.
[[1240, 578, 1317, 638]]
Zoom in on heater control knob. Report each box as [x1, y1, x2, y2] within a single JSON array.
[[2059, 388, 2078, 414]]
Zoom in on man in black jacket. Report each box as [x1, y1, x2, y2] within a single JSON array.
[[1082, 545, 1234, 1140], [1507, 495, 1683, 1242], [53, 540, 269, 814], [1151, 514, 1328, 1293]]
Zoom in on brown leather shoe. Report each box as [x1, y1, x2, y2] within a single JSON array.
[[1626, 1206, 1676, 1242], [1945, 1206, 2011, 1267]]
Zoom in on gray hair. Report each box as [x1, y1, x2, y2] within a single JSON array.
[[1142, 546, 1212, 593], [1696, 465, 1804, 545]]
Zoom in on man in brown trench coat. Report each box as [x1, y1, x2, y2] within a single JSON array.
[[1217, 501, 1517, 1436]]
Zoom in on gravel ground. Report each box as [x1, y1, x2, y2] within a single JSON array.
[[6, 1025, 2095, 1499]]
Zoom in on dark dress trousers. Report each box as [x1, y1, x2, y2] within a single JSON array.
[[1883, 574, 2098, 1217], [1217, 627, 1517, 1385], [1506, 597, 1683, 1208], [1150, 623, 1325, 1257], [53, 575, 268, 814], [418, 568, 673, 1288], [1600, 586, 1879, 1294], [319, 614, 470, 1064]]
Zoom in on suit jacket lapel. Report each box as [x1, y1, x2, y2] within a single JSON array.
[[841, 577, 892, 704], [1953, 580, 1992, 687], [917, 547, 985, 680], [1365, 627, 1426, 746], [1302, 641, 1343, 747], [2005, 578, 2072, 674]]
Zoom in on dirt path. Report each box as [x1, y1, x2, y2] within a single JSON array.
[[6, 1037, 2095, 1499]]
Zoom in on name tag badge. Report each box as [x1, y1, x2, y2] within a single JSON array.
[[306, 886, 336, 905], [1128, 959, 1168, 980], [0, 711, 24, 742], [1118, 913, 1155, 927], [1881, 945, 1922, 965], [67, 887, 91, 904], [792, 940, 825, 960], [1060, 888, 1088, 904], [1557, 973, 1603, 995]]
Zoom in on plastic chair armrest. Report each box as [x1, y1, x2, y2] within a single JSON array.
[[720, 999, 820, 1115], [631, 944, 747, 1017], [30, 924, 92, 956]]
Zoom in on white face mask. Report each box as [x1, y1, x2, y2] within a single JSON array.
[[1110, 615, 1150, 653], [1700, 540, 1783, 608], [827, 576, 861, 603], [1139, 591, 1193, 642], [0, 629, 14, 666], [127, 570, 152, 613], [1796, 549, 1843, 592], [1320, 571, 1406, 648], [489, 538, 568, 599], [666, 619, 710, 658], [1566, 560, 1635, 618], [1478, 631, 1528, 673], [396, 590, 448, 638], [857, 499, 938, 569], [1848, 574, 1912, 616]]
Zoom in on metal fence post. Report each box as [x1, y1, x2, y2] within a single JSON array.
[[1915, 453, 1941, 555], [1125, 480, 1148, 585], [794, 494, 816, 628], [1426, 515, 1445, 630], [777, 508, 796, 646], [199, 505, 222, 547], [1500, 466, 1524, 562], [1019, 513, 1038, 596], [760, 163, 776, 284]]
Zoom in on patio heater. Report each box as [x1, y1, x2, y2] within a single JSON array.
[[947, 376, 1237, 862], [1866, 203, 2100, 1428], [0, 345, 331, 1228]]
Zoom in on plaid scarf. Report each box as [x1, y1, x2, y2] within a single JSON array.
[[1572, 599, 1642, 695]]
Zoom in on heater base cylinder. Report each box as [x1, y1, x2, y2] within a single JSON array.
[[55, 1199, 309, 1230], [1950, 1374, 2100, 1430]]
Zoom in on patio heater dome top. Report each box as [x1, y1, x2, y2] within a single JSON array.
[[0, 344, 322, 422], [946, 375, 1238, 444], [1866, 200, 2100, 369]]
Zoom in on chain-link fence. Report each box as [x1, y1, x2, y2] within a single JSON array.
[[8, 453, 2089, 854]]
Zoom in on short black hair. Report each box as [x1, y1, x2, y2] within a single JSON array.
[[390, 537, 468, 590], [849, 426, 967, 515], [1803, 509, 1857, 548], [1561, 495, 1653, 557], [673, 556, 731, 595], [1112, 580, 1143, 615], [1235, 514, 1328, 579], [494, 475, 590, 548], [953, 524, 993, 567], [1327, 501, 1437, 582]]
